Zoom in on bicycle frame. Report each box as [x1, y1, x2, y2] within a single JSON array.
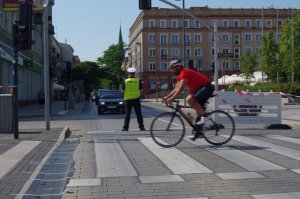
[[167, 100, 199, 131]]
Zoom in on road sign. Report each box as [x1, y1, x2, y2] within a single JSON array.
[[2, 0, 42, 11]]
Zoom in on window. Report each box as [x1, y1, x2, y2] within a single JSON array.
[[149, 62, 156, 71], [184, 19, 189, 28], [184, 48, 190, 59], [256, 20, 261, 28], [148, 34, 156, 43], [194, 20, 201, 28], [160, 63, 168, 71], [172, 34, 179, 45], [149, 48, 156, 57], [255, 33, 261, 42], [234, 48, 240, 59], [234, 34, 240, 45], [266, 20, 272, 28], [160, 48, 168, 60], [222, 48, 229, 53], [256, 48, 260, 56], [277, 20, 283, 28], [234, 61, 240, 69], [172, 48, 179, 59], [222, 61, 230, 70], [194, 33, 202, 42], [184, 34, 190, 45], [245, 33, 252, 42], [194, 48, 202, 56], [222, 33, 229, 42], [245, 20, 251, 28], [160, 78, 168, 90], [149, 79, 156, 90], [160, 20, 166, 28], [160, 34, 167, 45], [211, 48, 215, 56], [149, 20, 155, 28], [234, 20, 240, 28], [172, 20, 178, 28], [223, 20, 228, 28]]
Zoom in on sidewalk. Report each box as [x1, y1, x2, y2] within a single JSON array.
[[18, 100, 88, 118], [0, 100, 88, 198]]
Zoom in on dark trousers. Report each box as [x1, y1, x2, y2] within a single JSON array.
[[123, 98, 144, 129]]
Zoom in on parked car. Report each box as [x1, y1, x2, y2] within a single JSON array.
[[97, 90, 125, 114], [95, 89, 110, 105]]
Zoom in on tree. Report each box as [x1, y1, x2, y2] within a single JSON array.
[[279, 10, 300, 82], [259, 31, 278, 82], [240, 51, 256, 83], [97, 43, 127, 89], [72, 61, 103, 99]]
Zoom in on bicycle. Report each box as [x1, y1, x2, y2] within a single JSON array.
[[150, 100, 235, 148]]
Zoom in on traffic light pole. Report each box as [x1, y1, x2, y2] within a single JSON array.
[[43, 5, 50, 130], [12, 46, 19, 139]]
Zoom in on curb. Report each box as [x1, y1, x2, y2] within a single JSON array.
[[14, 127, 71, 199]]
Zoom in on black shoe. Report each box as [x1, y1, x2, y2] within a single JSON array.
[[140, 127, 146, 131], [188, 132, 203, 141], [121, 128, 128, 131]]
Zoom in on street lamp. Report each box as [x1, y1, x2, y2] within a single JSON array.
[[135, 42, 142, 77], [33, 0, 50, 130]]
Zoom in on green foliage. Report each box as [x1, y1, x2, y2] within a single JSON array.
[[97, 43, 127, 89], [240, 51, 256, 82], [259, 31, 278, 82], [72, 61, 103, 97], [278, 10, 300, 82]]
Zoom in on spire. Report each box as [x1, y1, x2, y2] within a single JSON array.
[[118, 24, 123, 44]]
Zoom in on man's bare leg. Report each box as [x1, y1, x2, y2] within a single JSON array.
[[186, 95, 204, 117]]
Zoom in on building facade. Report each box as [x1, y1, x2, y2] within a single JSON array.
[[0, 1, 79, 104], [128, 7, 293, 97]]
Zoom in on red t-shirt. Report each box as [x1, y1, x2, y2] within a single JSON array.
[[177, 68, 210, 92]]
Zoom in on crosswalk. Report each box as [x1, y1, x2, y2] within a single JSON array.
[[91, 132, 300, 198]]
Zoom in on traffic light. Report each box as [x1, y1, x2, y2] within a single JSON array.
[[13, 3, 33, 50], [139, 0, 151, 10]]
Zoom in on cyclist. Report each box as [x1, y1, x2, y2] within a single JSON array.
[[163, 59, 214, 139]]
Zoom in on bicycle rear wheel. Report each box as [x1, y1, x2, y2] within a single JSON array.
[[202, 110, 235, 146], [150, 112, 185, 148]]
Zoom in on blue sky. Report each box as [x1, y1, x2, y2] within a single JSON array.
[[52, 0, 300, 62]]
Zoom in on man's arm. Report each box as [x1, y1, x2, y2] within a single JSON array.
[[165, 79, 186, 104]]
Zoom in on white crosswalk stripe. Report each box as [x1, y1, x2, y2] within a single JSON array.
[[185, 137, 285, 171], [232, 135, 300, 161]]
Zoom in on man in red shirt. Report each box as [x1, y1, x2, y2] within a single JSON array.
[[164, 59, 214, 132]]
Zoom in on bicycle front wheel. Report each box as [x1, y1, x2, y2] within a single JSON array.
[[150, 112, 185, 148], [202, 110, 235, 146]]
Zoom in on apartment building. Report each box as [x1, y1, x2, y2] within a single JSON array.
[[128, 7, 293, 97]]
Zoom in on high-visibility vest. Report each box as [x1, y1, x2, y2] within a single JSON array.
[[124, 78, 140, 100]]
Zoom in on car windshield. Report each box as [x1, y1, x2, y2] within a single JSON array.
[[100, 91, 123, 99]]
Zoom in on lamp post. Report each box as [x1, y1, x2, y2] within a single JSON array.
[[33, 0, 50, 130], [136, 42, 142, 77]]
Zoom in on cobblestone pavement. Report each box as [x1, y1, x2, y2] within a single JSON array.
[[1, 98, 300, 199]]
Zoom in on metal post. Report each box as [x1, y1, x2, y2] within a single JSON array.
[[44, 5, 50, 130], [12, 48, 19, 139], [182, 0, 187, 106], [155, 25, 158, 102], [213, 21, 218, 91]]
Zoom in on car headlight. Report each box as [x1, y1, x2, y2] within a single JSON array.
[[119, 101, 124, 105], [100, 102, 105, 105]]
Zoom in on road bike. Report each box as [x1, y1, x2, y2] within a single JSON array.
[[150, 100, 235, 147]]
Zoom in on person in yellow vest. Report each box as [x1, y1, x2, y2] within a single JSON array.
[[122, 67, 145, 131]]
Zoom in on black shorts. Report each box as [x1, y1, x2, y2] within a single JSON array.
[[191, 83, 214, 108]]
